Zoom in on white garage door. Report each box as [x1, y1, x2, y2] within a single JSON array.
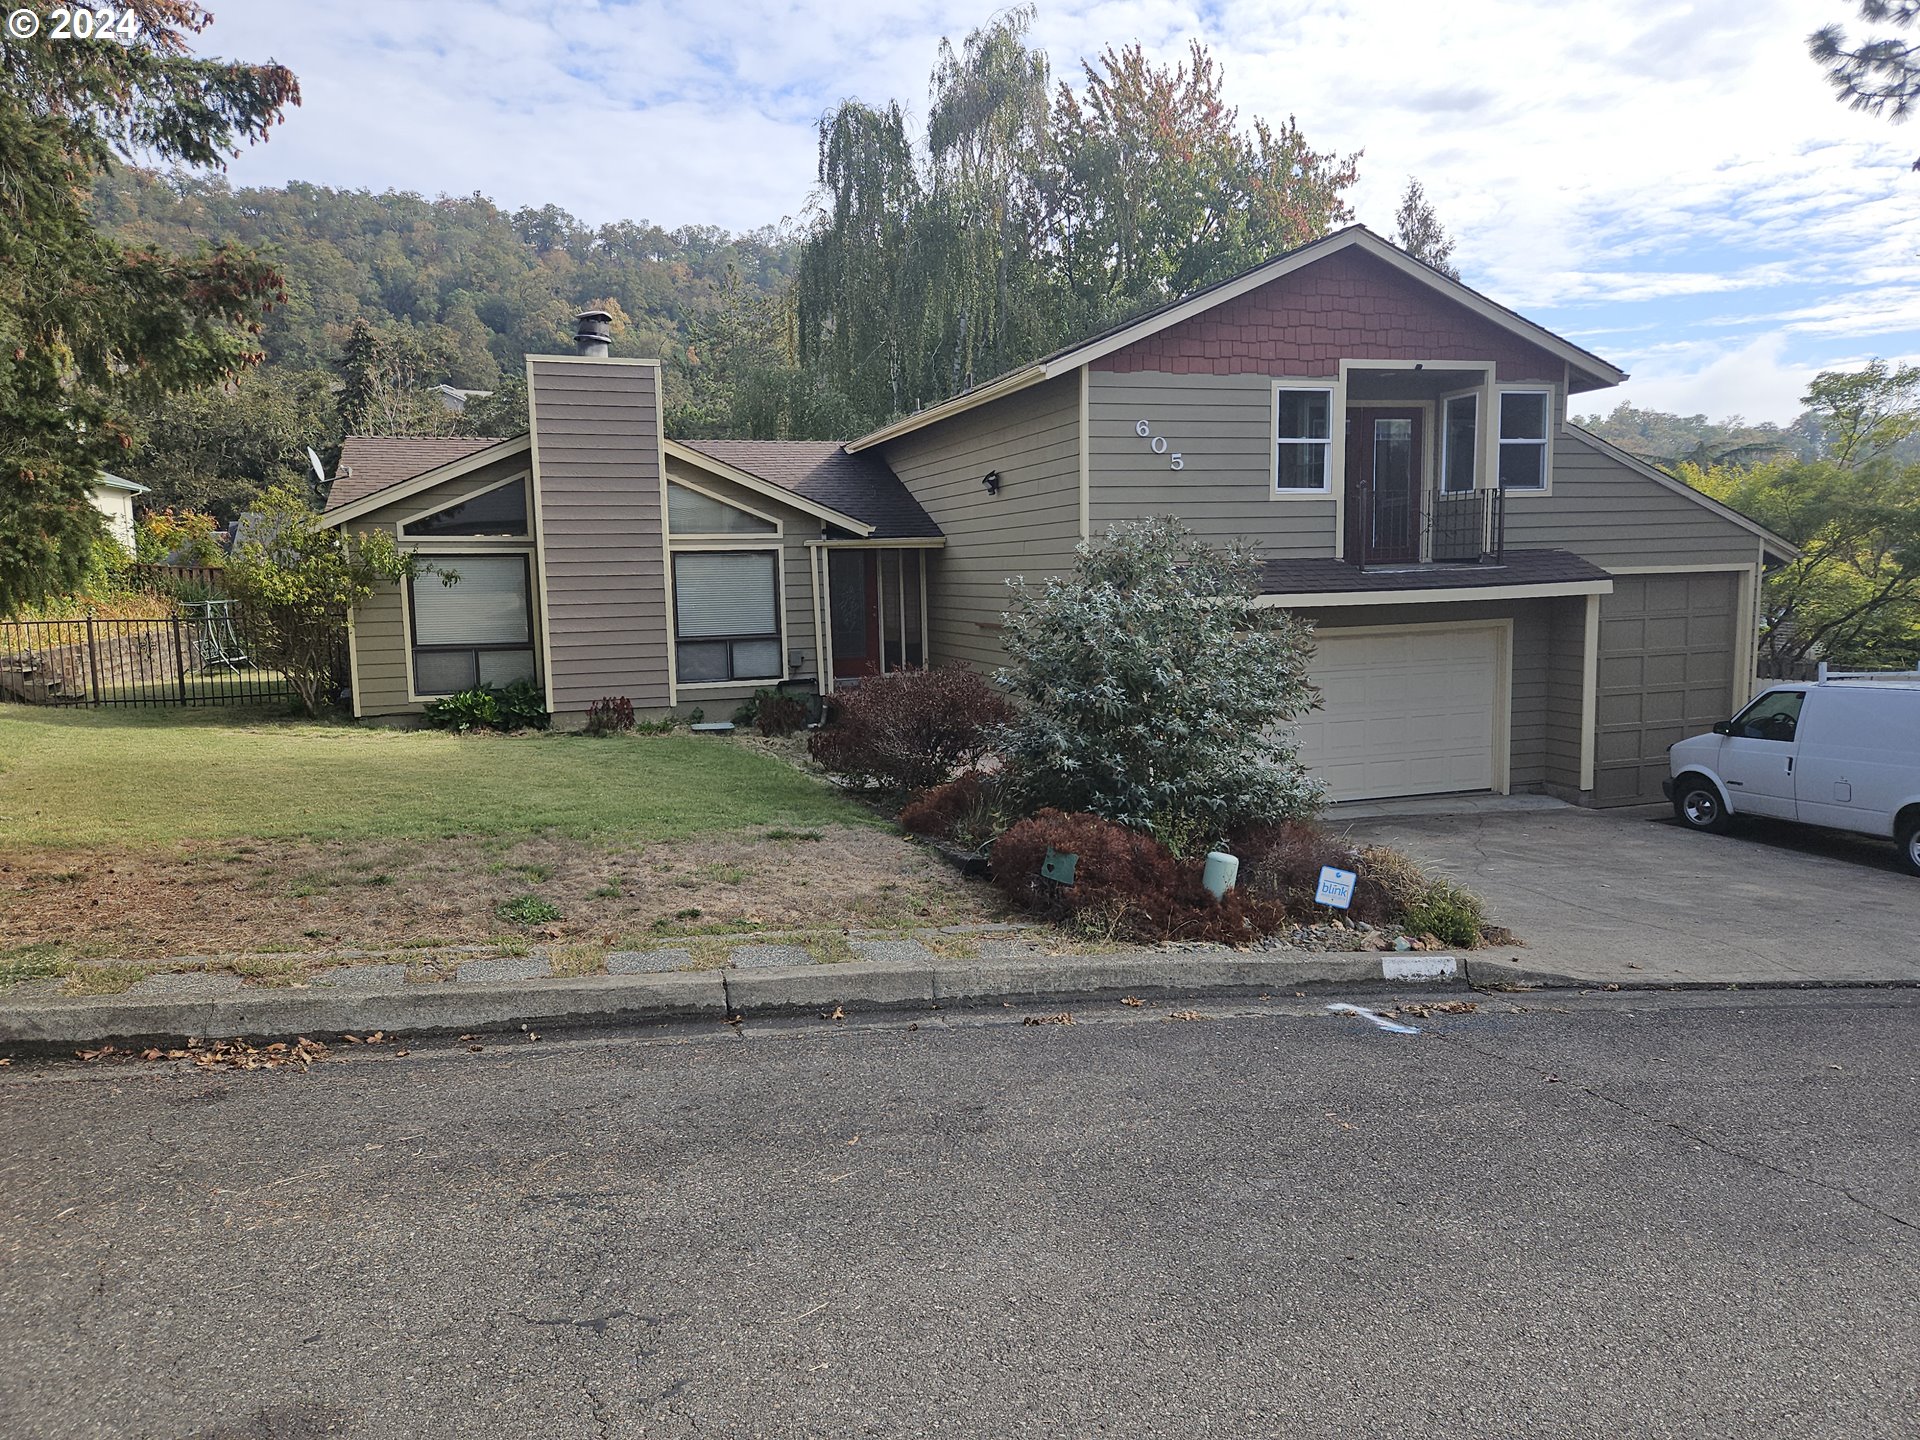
[[1295, 626, 1502, 801]]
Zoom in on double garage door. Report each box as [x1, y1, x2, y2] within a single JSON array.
[[1295, 625, 1502, 802], [1594, 573, 1739, 806]]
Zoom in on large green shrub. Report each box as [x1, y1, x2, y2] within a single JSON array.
[[998, 518, 1322, 847]]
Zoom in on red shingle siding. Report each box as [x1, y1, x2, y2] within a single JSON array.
[[1092, 249, 1562, 381]]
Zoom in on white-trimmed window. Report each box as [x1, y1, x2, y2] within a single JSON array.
[[1441, 393, 1479, 494], [1275, 386, 1333, 491], [410, 554, 536, 695], [673, 550, 782, 684], [666, 482, 777, 536], [401, 478, 529, 538], [1498, 389, 1551, 491]]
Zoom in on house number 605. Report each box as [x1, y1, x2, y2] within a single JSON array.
[[1134, 418, 1184, 470]]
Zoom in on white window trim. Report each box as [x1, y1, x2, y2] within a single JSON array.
[[1271, 380, 1337, 496], [1438, 389, 1482, 496], [668, 541, 790, 691], [664, 475, 784, 540], [1495, 385, 1555, 495], [395, 472, 533, 539], [401, 550, 540, 704]]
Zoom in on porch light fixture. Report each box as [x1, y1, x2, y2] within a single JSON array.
[[981, 469, 1001, 495]]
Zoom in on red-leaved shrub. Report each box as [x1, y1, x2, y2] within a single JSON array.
[[900, 772, 989, 839], [808, 668, 1014, 794], [990, 809, 1282, 945]]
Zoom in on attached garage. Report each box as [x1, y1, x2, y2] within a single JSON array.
[[1296, 623, 1508, 802], [1593, 572, 1741, 806]]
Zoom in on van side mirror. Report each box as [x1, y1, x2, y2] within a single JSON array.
[[1711, 720, 1734, 736]]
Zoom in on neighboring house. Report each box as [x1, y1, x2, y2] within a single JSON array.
[[436, 383, 492, 415], [321, 230, 1795, 808], [88, 472, 148, 553]]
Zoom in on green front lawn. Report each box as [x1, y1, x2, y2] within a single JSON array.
[[0, 705, 868, 847]]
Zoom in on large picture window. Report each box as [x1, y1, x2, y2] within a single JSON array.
[[673, 550, 782, 684], [409, 554, 535, 695], [666, 483, 777, 536], [1275, 386, 1333, 491], [1498, 390, 1550, 491]]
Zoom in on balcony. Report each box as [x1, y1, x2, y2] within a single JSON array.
[[1346, 483, 1506, 568]]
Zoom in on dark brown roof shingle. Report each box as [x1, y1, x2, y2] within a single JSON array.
[[325, 436, 514, 511], [1260, 550, 1612, 596], [676, 439, 941, 540]]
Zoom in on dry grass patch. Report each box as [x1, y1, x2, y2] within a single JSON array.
[[1, 824, 1006, 961]]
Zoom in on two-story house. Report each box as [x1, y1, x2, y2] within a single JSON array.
[[322, 226, 1793, 808]]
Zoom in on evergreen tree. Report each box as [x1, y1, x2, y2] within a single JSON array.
[[1391, 178, 1460, 280], [0, 0, 298, 615]]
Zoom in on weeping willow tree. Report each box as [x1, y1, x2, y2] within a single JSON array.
[[793, 11, 1361, 436]]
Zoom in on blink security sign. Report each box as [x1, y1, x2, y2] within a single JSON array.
[[1315, 865, 1357, 910]]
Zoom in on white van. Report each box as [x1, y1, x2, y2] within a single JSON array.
[[1667, 668, 1920, 875]]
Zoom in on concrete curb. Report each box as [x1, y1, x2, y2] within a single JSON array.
[[1, 952, 1463, 1050], [1462, 956, 1920, 992], [6, 952, 1912, 1051]]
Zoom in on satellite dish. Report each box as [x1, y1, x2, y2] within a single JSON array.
[[306, 447, 328, 485]]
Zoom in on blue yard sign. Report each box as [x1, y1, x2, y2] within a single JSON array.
[[1315, 865, 1357, 910]]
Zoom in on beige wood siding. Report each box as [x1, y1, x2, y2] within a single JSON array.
[[1544, 597, 1587, 792], [528, 356, 670, 712], [1505, 430, 1762, 568], [1594, 573, 1739, 806], [880, 374, 1081, 672], [1088, 370, 1336, 558], [1299, 599, 1554, 791], [340, 454, 540, 719]]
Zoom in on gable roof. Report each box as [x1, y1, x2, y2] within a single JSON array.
[[1562, 424, 1799, 563], [674, 440, 941, 540], [326, 436, 511, 511], [848, 225, 1629, 452]]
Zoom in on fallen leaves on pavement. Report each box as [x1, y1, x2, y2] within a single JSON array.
[[1118, 996, 1145, 1007], [1023, 1012, 1074, 1026], [1394, 1000, 1479, 1018], [1167, 1010, 1206, 1022], [75, 1036, 335, 1071]]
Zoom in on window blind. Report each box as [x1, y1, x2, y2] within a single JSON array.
[[412, 556, 530, 646], [675, 551, 777, 638]]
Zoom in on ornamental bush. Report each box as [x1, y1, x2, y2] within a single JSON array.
[[997, 517, 1323, 849], [222, 486, 411, 714], [808, 667, 1014, 795], [989, 808, 1281, 945]]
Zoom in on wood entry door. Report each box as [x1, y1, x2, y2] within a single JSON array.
[[1345, 408, 1424, 565], [828, 550, 880, 678]]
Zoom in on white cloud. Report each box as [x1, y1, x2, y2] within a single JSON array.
[[183, 0, 1920, 424]]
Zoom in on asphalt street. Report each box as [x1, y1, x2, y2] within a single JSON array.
[[1, 990, 1914, 1439]]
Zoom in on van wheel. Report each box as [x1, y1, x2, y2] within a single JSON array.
[[1673, 775, 1731, 834], [1898, 813, 1920, 877]]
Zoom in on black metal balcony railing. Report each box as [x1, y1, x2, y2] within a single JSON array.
[[1348, 484, 1505, 567]]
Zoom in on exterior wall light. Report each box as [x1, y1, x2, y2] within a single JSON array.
[[981, 470, 1001, 495]]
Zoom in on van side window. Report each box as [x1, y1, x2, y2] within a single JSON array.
[[1730, 690, 1805, 742]]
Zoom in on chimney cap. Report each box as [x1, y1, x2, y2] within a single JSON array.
[[572, 308, 613, 357]]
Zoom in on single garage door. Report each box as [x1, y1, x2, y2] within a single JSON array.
[[1594, 573, 1739, 806], [1296, 625, 1502, 801]]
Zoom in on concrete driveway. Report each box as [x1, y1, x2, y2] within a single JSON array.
[[1334, 799, 1920, 987]]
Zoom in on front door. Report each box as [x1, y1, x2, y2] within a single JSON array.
[[828, 551, 880, 678], [1345, 408, 1424, 565]]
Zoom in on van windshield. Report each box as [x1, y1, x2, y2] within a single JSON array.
[[1729, 690, 1805, 743]]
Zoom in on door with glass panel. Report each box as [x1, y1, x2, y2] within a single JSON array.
[[1344, 407, 1424, 565], [828, 551, 880, 678]]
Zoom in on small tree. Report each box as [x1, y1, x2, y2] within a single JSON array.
[[997, 518, 1323, 849], [223, 486, 414, 714]]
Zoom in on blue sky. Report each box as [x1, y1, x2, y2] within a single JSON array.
[[190, 0, 1920, 423]]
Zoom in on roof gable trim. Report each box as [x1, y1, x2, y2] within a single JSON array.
[[666, 440, 876, 536], [320, 435, 531, 528]]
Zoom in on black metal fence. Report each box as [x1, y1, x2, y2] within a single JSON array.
[[0, 604, 325, 708]]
